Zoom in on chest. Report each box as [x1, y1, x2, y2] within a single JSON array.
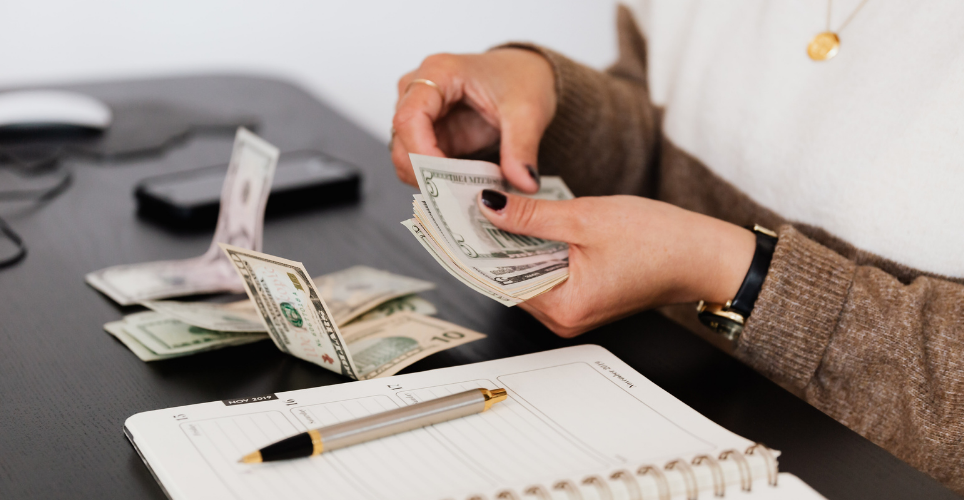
[[631, 0, 964, 277]]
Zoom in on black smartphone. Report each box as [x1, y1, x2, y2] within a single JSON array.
[[135, 150, 361, 229]]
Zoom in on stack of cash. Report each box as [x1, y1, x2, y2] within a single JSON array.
[[401, 154, 574, 306]]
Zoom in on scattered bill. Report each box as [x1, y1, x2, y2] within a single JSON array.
[[220, 244, 483, 379], [104, 320, 179, 362], [220, 244, 361, 378], [341, 312, 485, 380], [103, 314, 267, 362], [312, 265, 434, 324], [140, 299, 264, 332], [346, 294, 436, 325], [404, 154, 573, 305], [121, 311, 267, 355], [86, 128, 279, 305], [139, 266, 436, 332]]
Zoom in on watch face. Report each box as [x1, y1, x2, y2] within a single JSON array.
[[697, 312, 743, 342]]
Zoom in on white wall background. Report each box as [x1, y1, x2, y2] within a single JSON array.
[[0, 1, 620, 142]]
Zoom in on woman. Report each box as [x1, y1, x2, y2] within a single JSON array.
[[389, 1, 964, 492]]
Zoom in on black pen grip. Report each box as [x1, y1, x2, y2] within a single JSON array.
[[260, 432, 314, 462]]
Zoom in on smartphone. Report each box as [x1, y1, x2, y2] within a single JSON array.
[[135, 150, 361, 229]]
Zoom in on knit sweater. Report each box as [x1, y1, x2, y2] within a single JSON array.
[[502, 3, 964, 493]]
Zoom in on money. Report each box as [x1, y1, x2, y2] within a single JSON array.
[[220, 245, 484, 379], [341, 312, 484, 380], [86, 128, 279, 305], [312, 265, 434, 324], [220, 244, 361, 378], [104, 320, 179, 362], [347, 294, 436, 324], [103, 313, 267, 362], [139, 266, 436, 332], [403, 154, 573, 305], [140, 299, 264, 332]]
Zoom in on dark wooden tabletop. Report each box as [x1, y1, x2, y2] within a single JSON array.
[[0, 75, 956, 499]]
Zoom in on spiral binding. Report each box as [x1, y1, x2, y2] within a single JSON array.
[[470, 443, 779, 500]]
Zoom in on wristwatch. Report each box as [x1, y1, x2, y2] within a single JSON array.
[[697, 225, 778, 341]]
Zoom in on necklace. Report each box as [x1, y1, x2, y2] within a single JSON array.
[[808, 0, 871, 61]]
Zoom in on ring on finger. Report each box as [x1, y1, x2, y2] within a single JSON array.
[[388, 127, 396, 152], [404, 78, 445, 104]]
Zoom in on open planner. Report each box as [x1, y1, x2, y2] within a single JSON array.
[[125, 345, 825, 499]]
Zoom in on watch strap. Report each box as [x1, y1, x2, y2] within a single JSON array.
[[728, 226, 778, 318]]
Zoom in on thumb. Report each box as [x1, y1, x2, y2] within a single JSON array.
[[477, 189, 580, 243], [498, 108, 545, 194]]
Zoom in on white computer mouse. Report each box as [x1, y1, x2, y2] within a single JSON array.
[[0, 90, 112, 131]]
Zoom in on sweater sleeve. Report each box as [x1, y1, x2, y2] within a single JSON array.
[[738, 225, 964, 492], [496, 5, 661, 197]]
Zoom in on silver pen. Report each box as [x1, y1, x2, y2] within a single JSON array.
[[240, 388, 508, 463]]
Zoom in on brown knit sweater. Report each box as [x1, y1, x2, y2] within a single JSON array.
[[502, 6, 964, 493]]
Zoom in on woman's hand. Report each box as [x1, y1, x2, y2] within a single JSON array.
[[477, 190, 757, 337], [391, 48, 556, 193]]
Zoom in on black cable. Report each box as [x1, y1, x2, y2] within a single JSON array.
[[0, 215, 26, 269], [0, 146, 72, 269], [0, 169, 72, 201]]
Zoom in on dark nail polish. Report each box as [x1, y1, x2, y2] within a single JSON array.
[[526, 164, 541, 189], [481, 189, 507, 211]]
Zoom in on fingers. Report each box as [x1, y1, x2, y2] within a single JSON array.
[[477, 190, 583, 243], [391, 56, 467, 185], [391, 77, 449, 185], [499, 105, 544, 193]]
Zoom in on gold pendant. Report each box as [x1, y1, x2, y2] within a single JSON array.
[[808, 32, 840, 61]]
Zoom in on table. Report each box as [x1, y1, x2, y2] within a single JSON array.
[[0, 76, 956, 499]]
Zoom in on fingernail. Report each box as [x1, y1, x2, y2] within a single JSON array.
[[481, 189, 507, 211], [526, 164, 541, 189]]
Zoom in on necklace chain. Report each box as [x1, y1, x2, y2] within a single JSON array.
[[827, 0, 872, 34]]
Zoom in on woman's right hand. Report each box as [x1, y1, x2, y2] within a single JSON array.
[[390, 48, 557, 193]]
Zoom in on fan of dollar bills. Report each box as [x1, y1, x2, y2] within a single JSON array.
[[402, 154, 574, 305], [90, 129, 485, 380]]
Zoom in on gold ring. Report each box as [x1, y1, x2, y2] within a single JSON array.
[[388, 127, 395, 152], [405, 78, 445, 103]]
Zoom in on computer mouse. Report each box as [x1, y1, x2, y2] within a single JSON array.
[[0, 90, 112, 132]]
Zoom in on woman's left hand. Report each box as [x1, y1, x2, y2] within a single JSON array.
[[476, 190, 757, 337]]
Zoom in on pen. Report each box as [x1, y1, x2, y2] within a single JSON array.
[[240, 387, 508, 463]]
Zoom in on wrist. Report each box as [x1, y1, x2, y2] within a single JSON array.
[[690, 217, 757, 305], [695, 224, 778, 341]]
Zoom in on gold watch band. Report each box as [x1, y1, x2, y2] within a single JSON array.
[[696, 300, 745, 341]]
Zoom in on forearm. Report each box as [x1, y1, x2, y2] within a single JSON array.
[[738, 225, 964, 492]]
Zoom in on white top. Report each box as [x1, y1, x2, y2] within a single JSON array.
[[627, 0, 964, 278]]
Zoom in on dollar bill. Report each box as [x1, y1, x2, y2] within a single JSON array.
[[220, 245, 484, 379], [413, 154, 571, 259], [401, 218, 521, 305], [86, 128, 279, 305], [121, 311, 267, 355], [341, 312, 485, 380], [117, 295, 433, 360], [312, 265, 434, 324], [103, 314, 267, 362], [139, 266, 436, 332], [405, 154, 573, 304], [140, 299, 265, 332], [104, 320, 179, 362], [219, 244, 361, 379], [346, 294, 436, 324]]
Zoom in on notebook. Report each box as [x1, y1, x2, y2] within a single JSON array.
[[125, 345, 825, 499]]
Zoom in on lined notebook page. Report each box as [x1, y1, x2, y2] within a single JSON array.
[[126, 345, 761, 500]]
